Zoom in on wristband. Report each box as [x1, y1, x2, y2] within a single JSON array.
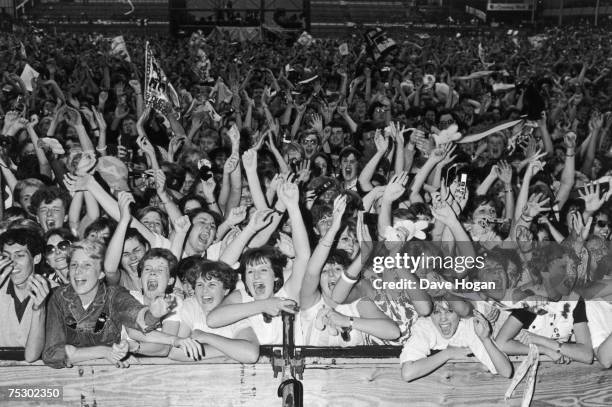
[[96, 146, 107, 152], [349, 316, 355, 328], [520, 214, 533, 223]]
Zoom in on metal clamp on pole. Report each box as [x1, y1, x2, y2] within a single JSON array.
[[275, 310, 304, 407]]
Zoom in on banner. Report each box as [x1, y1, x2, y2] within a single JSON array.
[[110, 35, 131, 62], [20, 63, 39, 92], [144, 42, 180, 116], [364, 27, 396, 61]]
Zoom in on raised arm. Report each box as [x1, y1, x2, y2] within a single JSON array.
[[302, 195, 346, 310], [277, 182, 311, 300], [103, 191, 133, 285]]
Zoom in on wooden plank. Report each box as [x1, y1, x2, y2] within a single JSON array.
[[0, 360, 611, 407]]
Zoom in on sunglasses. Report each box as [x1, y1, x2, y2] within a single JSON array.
[[596, 220, 610, 228], [46, 240, 71, 255]]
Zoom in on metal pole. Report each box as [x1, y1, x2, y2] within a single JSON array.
[[595, 0, 600, 27], [558, 0, 563, 26], [531, 0, 535, 24]]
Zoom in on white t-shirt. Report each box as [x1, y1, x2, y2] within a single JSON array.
[[238, 287, 304, 345], [179, 297, 248, 339], [301, 296, 365, 347], [399, 317, 497, 374], [586, 300, 612, 349]]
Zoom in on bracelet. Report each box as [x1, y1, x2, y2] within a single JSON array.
[[565, 153, 575, 157], [349, 316, 355, 328], [96, 146, 107, 152], [520, 214, 534, 223], [91, 127, 99, 131], [206, 200, 216, 205], [134, 341, 141, 354], [341, 271, 359, 284]]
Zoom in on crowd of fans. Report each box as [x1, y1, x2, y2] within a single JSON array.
[[1, 23, 612, 387]]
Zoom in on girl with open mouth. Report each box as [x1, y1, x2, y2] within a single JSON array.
[[207, 182, 310, 345], [300, 194, 400, 346]]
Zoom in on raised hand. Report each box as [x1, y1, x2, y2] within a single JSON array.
[[226, 206, 248, 226], [246, 209, 275, 233], [28, 274, 50, 311], [75, 151, 97, 176], [563, 131, 577, 150], [228, 123, 241, 147], [172, 215, 191, 235], [117, 191, 135, 222], [242, 149, 257, 172], [496, 160, 513, 185], [310, 114, 324, 134], [129, 79, 142, 95], [92, 107, 107, 133], [223, 154, 239, 174], [374, 129, 390, 153], [430, 191, 458, 225], [114, 103, 129, 120], [63, 106, 83, 128], [382, 172, 409, 203], [522, 192, 551, 219], [331, 194, 347, 228], [296, 160, 311, 184], [98, 91, 109, 105], [278, 182, 300, 209], [136, 134, 156, 158]]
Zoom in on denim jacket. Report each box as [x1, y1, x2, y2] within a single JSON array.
[[42, 282, 146, 368]]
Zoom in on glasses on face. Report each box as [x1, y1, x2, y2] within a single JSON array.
[[439, 119, 455, 127], [374, 107, 386, 114], [302, 138, 317, 145], [596, 220, 610, 229], [46, 240, 71, 255]]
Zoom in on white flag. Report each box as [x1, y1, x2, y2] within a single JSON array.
[[20, 64, 39, 92], [110, 36, 131, 62]]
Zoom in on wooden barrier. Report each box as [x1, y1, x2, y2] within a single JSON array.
[[1, 348, 611, 406]]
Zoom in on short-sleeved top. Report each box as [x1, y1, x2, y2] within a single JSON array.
[[585, 300, 612, 349], [399, 317, 498, 374], [301, 296, 365, 347], [237, 287, 304, 345], [178, 297, 248, 339], [121, 291, 182, 341], [510, 297, 587, 343]]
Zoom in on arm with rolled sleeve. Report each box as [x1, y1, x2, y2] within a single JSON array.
[[111, 287, 162, 332]]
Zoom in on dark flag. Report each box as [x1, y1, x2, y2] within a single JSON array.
[[144, 42, 180, 116], [363, 27, 396, 61]]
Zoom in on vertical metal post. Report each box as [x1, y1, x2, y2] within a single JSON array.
[[531, 0, 536, 24], [558, 0, 563, 26], [595, 0, 600, 27], [277, 311, 303, 407]]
